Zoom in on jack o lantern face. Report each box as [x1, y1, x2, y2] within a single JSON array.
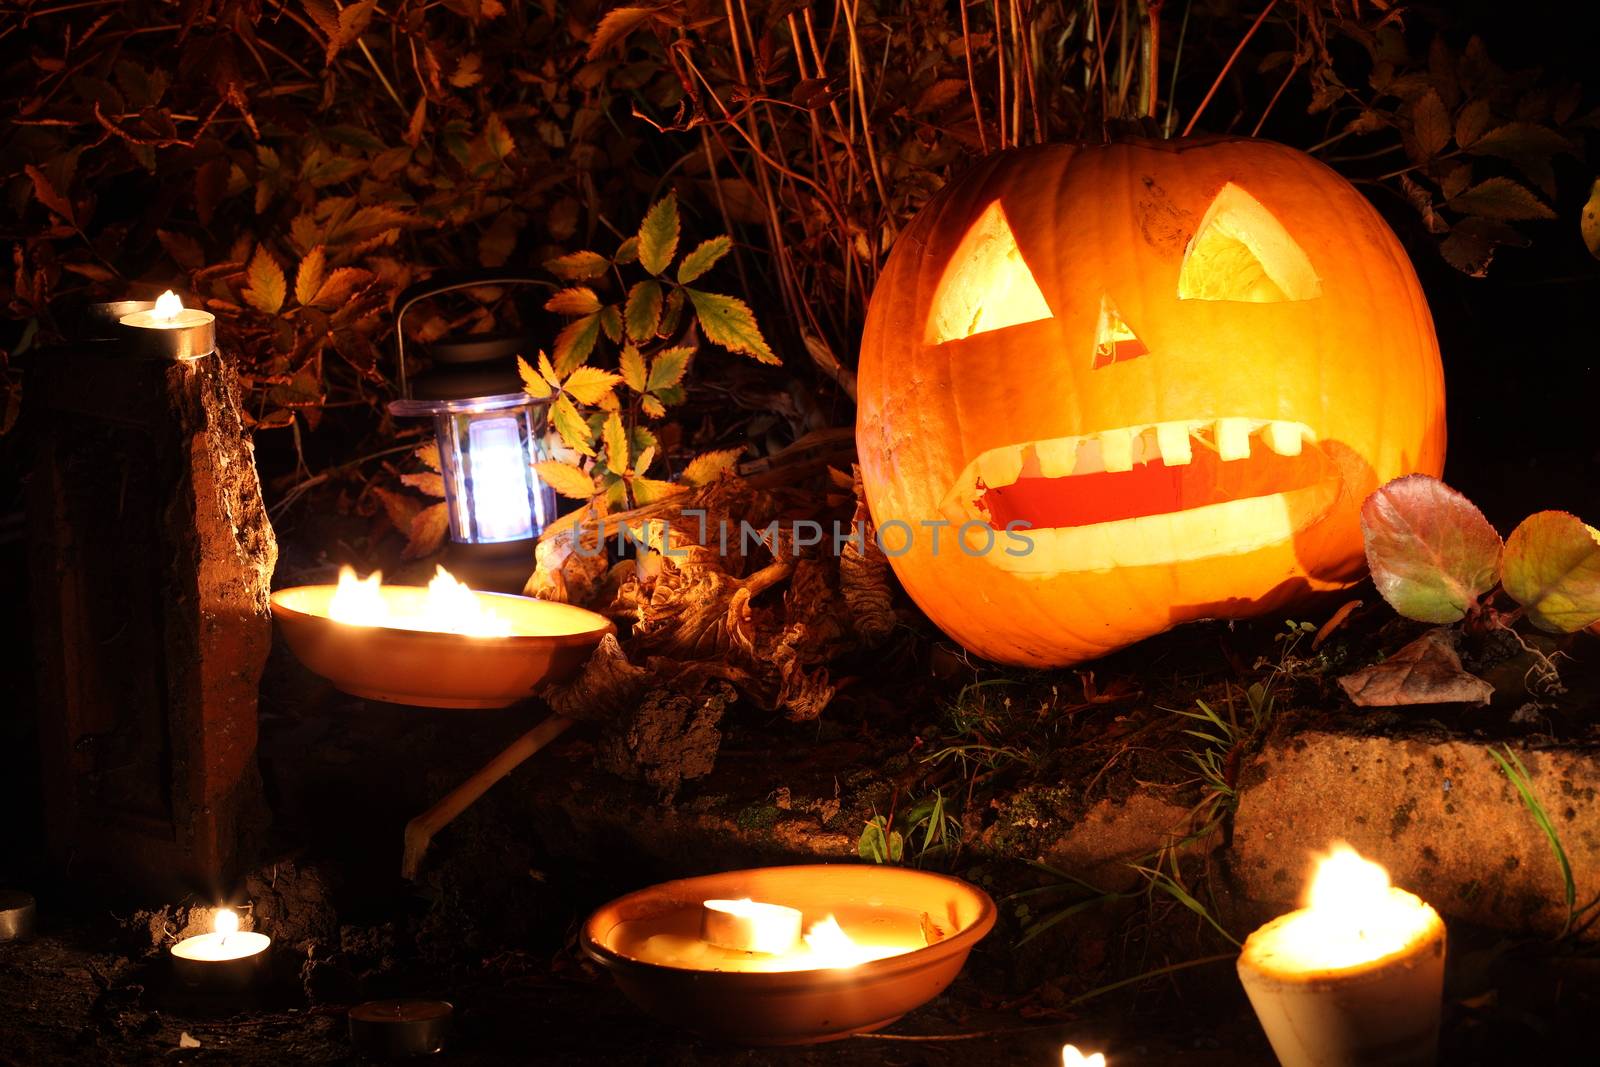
[[857, 139, 1446, 667]]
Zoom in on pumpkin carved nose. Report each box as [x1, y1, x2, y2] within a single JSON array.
[[1092, 296, 1146, 369]]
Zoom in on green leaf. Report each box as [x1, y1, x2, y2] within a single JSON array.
[[618, 345, 647, 392], [636, 192, 679, 276], [647, 345, 693, 391], [243, 246, 287, 314], [1448, 177, 1556, 220], [681, 447, 744, 486], [1582, 179, 1600, 262], [598, 304, 623, 344], [1501, 512, 1600, 633], [545, 250, 609, 280], [602, 411, 629, 474], [685, 288, 778, 364], [545, 286, 601, 315], [1360, 474, 1502, 623], [518, 355, 552, 399], [532, 460, 596, 500], [561, 366, 623, 406], [676, 235, 731, 284], [550, 395, 595, 456], [613, 235, 639, 265], [624, 279, 662, 341], [551, 314, 600, 376]]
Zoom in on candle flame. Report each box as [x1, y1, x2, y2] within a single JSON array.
[[327, 565, 513, 637], [801, 914, 879, 968], [1062, 1045, 1107, 1067], [1306, 842, 1393, 919], [154, 290, 184, 320], [213, 908, 239, 936]]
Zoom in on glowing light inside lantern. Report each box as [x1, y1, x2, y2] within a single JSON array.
[[154, 289, 185, 320], [1259, 843, 1440, 972], [1061, 1045, 1106, 1067], [466, 415, 536, 542], [327, 565, 514, 637]]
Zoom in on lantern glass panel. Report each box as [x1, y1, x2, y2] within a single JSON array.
[[428, 400, 555, 544]]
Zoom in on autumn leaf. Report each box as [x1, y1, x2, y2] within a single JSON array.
[[681, 447, 744, 486], [449, 53, 483, 88], [629, 477, 684, 505], [1501, 512, 1600, 633], [685, 288, 778, 364], [624, 280, 662, 340], [676, 235, 730, 284], [1361, 474, 1502, 624], [586, 6, 656, 60], [294, 246, 326, 306], [533, 460, 597, 500], [546, 250, 608, 280], [405, 502, 450, 559], [634, 444, 656, 473], [1454, 99, 1492, 148], [483, 113, 515, 161], [614, 235, 639, 265], [1407, 90, 1451, 160], [602, 411, 629, 473], [401, 472, 446, 497], [243, 246, 287, 314], [518, 355, 552, 399], [640, 394, 666, 419], [1448, 177, 1556, 220], [372, 485, 420, 534], [619, 344, 647, 392], [25, 164, 75, 224], [308, 266, 369, 308], [551, 395, 596, 456], [415, 441, 441, 472], [552, 314, 600, 376], [598, 304, 622, 344], [301, 0, 339, 41], [636, 192, 679, 276], [647, 345, 693, 391], [157, 229, 205, 271], [546, 286, 601, 315], [562, 366, 623, 405], [326, 0, 375, 62], [1338, 628, 1493, 707]]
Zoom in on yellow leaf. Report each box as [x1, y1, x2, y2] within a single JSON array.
[[401, 472, 446, 497], [619, 344, 647, 392], [519, 355, 552, 399], [544, 250, 608, 280], [414, 441, 441, 471], [562, 366, 623, 406], [243, 246, 287, 314], [624, 279, 662, 340], [545, 286, 601, 315], [586, 6, 656, 61], [685, 288, 776, 363], [630, 477, 684, 505], [532, 460, 597, 500], [640, 394, 666, 419], [449, 53, 483, 88], [636, 192, 679, 276], [551, 395, 595, 456], [552, 314, 600, 376], [602, 411, 629, 473], [309, 266, 370, 308], [647, 345, 693, 391], [681, 447, 745, 486], [294, 246, 326, 307], [537, 350, 560, 385], [634, 444, 656, 473]]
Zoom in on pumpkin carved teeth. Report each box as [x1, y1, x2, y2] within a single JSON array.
[[942, 419, 1323, 539]]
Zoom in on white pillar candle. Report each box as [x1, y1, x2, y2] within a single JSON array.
[[700, 898, 803, 955], [1237, 843, 1445, 1067]]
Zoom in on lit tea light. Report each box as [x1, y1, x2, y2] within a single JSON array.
[[700, 898, 802, 954], [1237, 843, 1445, 1067], [327, 565, 514, 637], [1061, 1045, 1106, 1067], [118, 290, 216, 360], [169, 907, 271, 991]]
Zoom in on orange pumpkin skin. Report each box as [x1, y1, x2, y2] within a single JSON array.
[[857, 138, 1445, 667]]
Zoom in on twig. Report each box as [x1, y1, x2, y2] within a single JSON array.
[[1182, 0, 1279, 137]]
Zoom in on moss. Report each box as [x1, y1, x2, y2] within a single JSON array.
[[735, 804, 780, 831]]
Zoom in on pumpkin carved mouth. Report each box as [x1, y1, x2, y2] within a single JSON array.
[[940, 419, 1342, 573]]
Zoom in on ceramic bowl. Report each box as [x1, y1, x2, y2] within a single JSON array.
[[581, 864, 997, 1045], [270, 585, 612, 708]]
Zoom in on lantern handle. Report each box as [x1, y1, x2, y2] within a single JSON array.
[[393, 269, 552, 399]]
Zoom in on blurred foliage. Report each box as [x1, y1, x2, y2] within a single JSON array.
[[1, 1, 1596, 542]]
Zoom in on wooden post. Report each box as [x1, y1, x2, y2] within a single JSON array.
[[26, 338, 276, 897]]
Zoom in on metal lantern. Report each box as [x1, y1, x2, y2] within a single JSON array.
[[389, 273, 558, 591]]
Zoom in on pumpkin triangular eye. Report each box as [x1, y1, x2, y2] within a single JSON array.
[[1091, 296, 1146, 369], [1177, 183, 1322, 302], [925, 200, 1054, 343]]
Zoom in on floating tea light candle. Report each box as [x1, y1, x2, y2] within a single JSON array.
[[701, 898, 803, 954], [118, 290, 216, 360], [170, 908, 271, 991], [1237, 843, 1445, 1067], [328, 565, 515, 637]]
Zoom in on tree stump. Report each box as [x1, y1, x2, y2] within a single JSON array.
[[27, 343, 276, 897]]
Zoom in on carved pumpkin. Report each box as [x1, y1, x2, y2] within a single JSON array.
[[857, 138, 1446, 666]]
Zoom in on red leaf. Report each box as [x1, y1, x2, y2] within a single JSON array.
[[1361, 474, 1502, 624]]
